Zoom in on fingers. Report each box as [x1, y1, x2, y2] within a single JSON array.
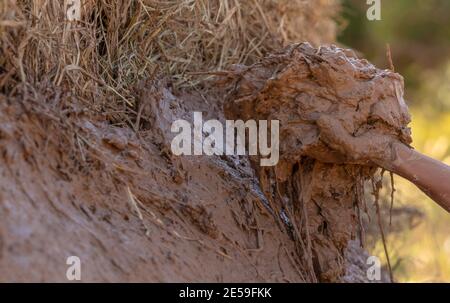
[[316, 115, 358, 158], [317, 114, 400, 165]]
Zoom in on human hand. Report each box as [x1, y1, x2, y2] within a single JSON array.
[[316, 115, 402, 169]]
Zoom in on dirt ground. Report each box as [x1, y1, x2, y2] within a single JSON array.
[[1, 88, 302, 282]]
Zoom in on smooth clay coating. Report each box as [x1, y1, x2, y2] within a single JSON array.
[[224, 43, 412, 281]]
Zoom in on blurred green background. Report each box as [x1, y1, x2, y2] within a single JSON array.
[[339, 0, 450, 282]]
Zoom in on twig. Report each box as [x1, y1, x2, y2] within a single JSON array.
[[126, 186, 151, 237], [389, 172, 396, 225], [386, 44, 395, 72], [372, 178, 394, 283]]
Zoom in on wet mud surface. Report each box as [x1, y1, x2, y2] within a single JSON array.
[[0, 43, 410, 282], [224, 43, 411, 281]]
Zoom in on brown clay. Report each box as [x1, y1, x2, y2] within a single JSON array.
[[224, 43, 412, 281]]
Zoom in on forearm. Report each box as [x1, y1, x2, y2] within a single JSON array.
[[382, 143, 450, 213], [316, 114, 450, 212]]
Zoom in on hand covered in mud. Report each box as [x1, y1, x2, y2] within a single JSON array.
[[316, 115, 400, 168]]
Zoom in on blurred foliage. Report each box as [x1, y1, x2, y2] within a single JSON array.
[[339, 0, 450, 282], [339, 0, 450, 110]]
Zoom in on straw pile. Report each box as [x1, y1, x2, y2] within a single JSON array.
[[1, 0, 339, 124]]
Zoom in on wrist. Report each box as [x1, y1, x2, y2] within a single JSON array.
[[373, 141, 412, 172]]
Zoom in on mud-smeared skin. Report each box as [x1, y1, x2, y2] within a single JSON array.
[[224, 43, 412, 281]]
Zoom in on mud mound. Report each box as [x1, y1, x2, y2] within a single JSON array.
[[224, 43, 412, 281], [0, 1, 390, 282], [0, 88, 304, 282]]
